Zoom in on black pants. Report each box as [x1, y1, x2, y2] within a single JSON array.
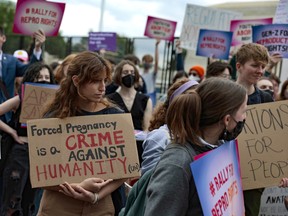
[[1, 143, 37, 216]]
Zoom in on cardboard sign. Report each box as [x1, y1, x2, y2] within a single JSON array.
[[230, 18, 273, 46], [13, 0, 65, 36], [144, 16, 177, 41], [237, 101, 288, 190], [180, 4, 242, 50], [27, 114, 140, 188], [196, 29, 233, 60], [259, 186, 288, 215], [88, 32, 117, 52], [252, 24, 288, 58], [273, 0, 288, 24], [20, 84, 58, 123], [190, 141, 245, 216]]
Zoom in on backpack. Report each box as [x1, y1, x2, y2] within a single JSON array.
[[119, 143, 197, 216]]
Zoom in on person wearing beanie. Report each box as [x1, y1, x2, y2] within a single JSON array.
[[188, 65, 205, 82]]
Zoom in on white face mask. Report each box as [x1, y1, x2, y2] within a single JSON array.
[[189, 74, 200, 82]]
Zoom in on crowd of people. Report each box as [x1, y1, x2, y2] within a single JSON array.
[[0, 26, 287, 216]]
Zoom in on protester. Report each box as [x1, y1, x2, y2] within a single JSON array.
[[276, 79, 288, 101], [123, 54, 147, 94], [140, 40, 160, 107], [206, 61, 232, 80], [38, 51, 126, 216], [145, 77, 247, 215], [141, 78, 198, 175], [0, 27, 46, 122], [256, 77, 274, 93], [188, 65, 205, 82], [236, 43, 274, 216], [107, 60, 152, 131], [13, 49, 29, 95], [0, 62, 55, 216]]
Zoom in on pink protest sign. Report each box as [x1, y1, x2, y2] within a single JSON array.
[[230, 18, 273, 46], [13, 0, 66, 36], [144, 16, 177, 41]]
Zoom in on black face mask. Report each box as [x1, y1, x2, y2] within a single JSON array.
[[220, 119, 246, 141], [122, 74, 135, 88], [35, 81, 51, 84], [263, 89, 274, 99]]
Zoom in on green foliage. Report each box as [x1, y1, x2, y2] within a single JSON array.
[[0, 1, 15, 34]]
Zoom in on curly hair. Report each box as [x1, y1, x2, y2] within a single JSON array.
[[22, 62, 55, 84], [148, 78, 197, 131], [42, 51, 112, 118]]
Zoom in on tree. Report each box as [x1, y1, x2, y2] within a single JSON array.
[[0, 0, 67, 59]]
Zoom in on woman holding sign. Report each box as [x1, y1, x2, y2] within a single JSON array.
[[0, 62, 55, 216], [38, 51, 127, 216], [144, 77, 247, 215]]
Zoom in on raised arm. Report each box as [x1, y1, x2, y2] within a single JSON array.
[[154, 39, 161, 74]]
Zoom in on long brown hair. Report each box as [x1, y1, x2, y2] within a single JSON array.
[[166, 77, 246, 145], [42, 51, 112, 118]]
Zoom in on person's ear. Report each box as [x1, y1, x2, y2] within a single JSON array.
[[222, 114, 232, 128], [72, 75, 79, 87], [236, 62, 241, 71], [1, 35, 6, 43]]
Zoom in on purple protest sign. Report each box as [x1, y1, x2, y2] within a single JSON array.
[[252, 24, 288, 58], [144, 16, 177, 41], [13, 0, 65, 36], [230, 18, 273, 46], [88, 32, 117, 52], [196, 29, 233, 60]]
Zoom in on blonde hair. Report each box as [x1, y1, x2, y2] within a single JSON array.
[[236, 43, 269, 65]]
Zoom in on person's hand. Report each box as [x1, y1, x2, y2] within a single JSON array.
[[266, 53, 283, 72], [10, 129, 24, 144], [279, 178, 288, 187], [79, 178, 113, 192], [59, 182, 94, 203], [33, 29, 46, 51]]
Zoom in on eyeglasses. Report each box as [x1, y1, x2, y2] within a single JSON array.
[[122, 70, 135, 76]]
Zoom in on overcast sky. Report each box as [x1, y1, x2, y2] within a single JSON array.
[[10, 0, 277, 37]]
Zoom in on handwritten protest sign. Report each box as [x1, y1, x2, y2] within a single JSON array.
[[13, 0, 65, 36], [144, 16, 177, 41], [88, 32, 117, 52], [27, 114, 140, 188], [273, 0, 288, 24], [180, 4, 242, 50], [20, 83, 58, 123], [191, 141, 245, 216], [230, 18, 273, 46], [237, 101, 288, 190], [196, 29, 233, 60], [259, 186, 288, 216], [252, 24, 288, 58]]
